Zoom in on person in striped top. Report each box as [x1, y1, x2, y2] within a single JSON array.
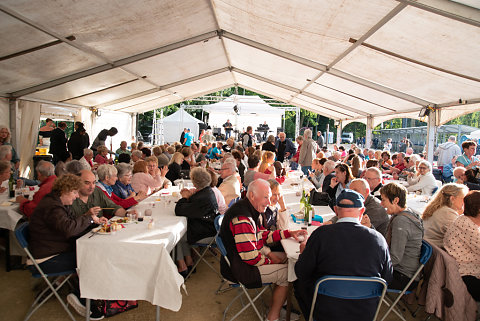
[[220, 179, 306, 321]]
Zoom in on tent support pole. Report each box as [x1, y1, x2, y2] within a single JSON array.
[[366, 116, 373, 149], [337, 121, 342, 145], [295, 107, 300, 139], [426, 109, 437, 164], [9, 98, 18, 151]]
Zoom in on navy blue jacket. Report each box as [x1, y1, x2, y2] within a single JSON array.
[[294, 222, 392, 321]]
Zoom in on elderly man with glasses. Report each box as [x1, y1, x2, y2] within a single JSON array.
[[364, 167, 383, 199], [218, 158, 241, 206]]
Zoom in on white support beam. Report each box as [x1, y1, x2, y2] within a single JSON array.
[[291, 3, 407, 102], [95, 67, 230, 109], [337, 121, 342, 145], [9, 31, 220, 98], [366, 116, 374, 149], [436, 98, 480, 108], [295, 107, 300, 139], [232, 68, 367, 117], [397, 0, 480, 28], [222, 31, 431, 107], [8, 98, 18, 151], [426, 109, 437, 164]]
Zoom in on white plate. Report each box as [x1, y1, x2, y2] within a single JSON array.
[[92, 226, 113, 235]]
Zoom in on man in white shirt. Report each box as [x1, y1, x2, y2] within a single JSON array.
[[218, 158, 241, 206]]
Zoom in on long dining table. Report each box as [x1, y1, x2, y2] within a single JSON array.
[[76, 187, 187, 321]]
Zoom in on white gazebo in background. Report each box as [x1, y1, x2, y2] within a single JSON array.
[[200, 95, 285, 138], [158, 108, 204, 143]]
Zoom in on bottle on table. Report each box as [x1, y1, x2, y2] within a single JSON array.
[[8, 173, 15, 198]]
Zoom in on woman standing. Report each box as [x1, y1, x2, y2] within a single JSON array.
[[298, 129, 317, 175]]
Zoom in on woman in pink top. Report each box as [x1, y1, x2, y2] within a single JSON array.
[[94, 145, 113, 165], [131, 157, 169, 194]]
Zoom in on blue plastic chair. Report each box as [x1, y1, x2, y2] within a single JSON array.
[[15, 222, 76, 321], [309, 275, 388, 321], [379, 240, 433, 321], [227, 197, 241, 208], [214, 215, 272, 321]]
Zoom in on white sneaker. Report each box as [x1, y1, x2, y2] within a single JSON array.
[[279, 307, 300, 321], [67, 293, 86, 316]]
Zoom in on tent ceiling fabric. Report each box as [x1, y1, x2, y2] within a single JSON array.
[[0, 0, 479, 124]]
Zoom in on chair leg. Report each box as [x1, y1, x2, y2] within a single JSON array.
[[25, 275, 76, 321], [216, 279, 234, 294], [186, 246, 222, 281], [229, 286, 270, 321], [381, 296, 407, 321]]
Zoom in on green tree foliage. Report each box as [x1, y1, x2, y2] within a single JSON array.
[[446, 111, 480, 128]]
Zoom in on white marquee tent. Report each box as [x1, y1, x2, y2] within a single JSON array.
[[202, 95, 284, 135], [161, 109, 204, 144], [0, 0, 479, 175]]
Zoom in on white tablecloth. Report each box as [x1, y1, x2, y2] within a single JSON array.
[[280, 174, 336, 282], [0, 202, 23, 231], [77, 188, 187, 311]]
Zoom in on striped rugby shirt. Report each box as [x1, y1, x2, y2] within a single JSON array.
[[230, 216, 291, 266]]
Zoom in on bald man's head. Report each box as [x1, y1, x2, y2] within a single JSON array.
[[79, 170, 96, 196], [349, 179, 370, 200]]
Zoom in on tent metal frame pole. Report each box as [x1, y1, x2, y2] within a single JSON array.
[[295, 107, 300, 139], [222, 31, 430, 107], [9, 30, 219, 98], [426, 109, 437, 163], [366, 116, 374, 149]]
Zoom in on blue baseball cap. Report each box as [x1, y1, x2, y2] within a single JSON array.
[[336, 189, 365, 208]]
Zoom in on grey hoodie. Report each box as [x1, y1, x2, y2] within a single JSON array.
[[434, 142, 461, 167], [389, 208, 424, 279]]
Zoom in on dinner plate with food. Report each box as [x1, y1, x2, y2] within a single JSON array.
[[110, 217, 132, 224], [92, 222, 123, 235]]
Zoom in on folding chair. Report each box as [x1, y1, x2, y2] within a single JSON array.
[[379, 240, 433, 321], [15, 222, 76, 321], [214, 215, 272, 321], [308, 275, 387, 321], [185, 221, 222, 281]]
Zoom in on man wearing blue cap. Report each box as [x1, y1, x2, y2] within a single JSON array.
[[294, 189, 393, 321]]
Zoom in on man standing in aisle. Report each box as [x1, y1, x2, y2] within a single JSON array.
[[294, 189, 392, 321], [242, 126, 254, 147], [275, 132, 296, 163], [434, 135, 462, 170], [183, 128, 194, 147], [49, 121, 68, 165], [91, 127, 118, 155], [223, 119, 233, 139], [316, 131, 324, 149]]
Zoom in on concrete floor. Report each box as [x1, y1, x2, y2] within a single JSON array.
[[0, 250, 436, 321]]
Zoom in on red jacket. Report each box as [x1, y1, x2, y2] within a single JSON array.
[[97, 183, 137, 209], [20, 175, 57, 218]]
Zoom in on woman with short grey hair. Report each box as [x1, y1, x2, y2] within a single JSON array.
[[407, 160, 437, 195], [174, 167, 219, 278], [190, 167, 212, 190], [96, 164, 146, 208]]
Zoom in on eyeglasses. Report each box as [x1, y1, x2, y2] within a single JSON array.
[[418, 166, 428, 170]]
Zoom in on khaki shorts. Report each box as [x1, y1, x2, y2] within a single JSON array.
[[258, 252, 288, 286]]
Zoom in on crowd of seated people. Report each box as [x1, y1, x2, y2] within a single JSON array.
[[6, 119, 480, 321]]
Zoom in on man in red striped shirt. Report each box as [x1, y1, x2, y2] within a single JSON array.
[[219, 179, 306, 321]]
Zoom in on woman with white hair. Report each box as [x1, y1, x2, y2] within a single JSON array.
[[406, 160, 437, 195], [79, 148, 95, 170], [96, 164, 146, 208], [298, 129, 317, 175], [0, 126, 20, 169]]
